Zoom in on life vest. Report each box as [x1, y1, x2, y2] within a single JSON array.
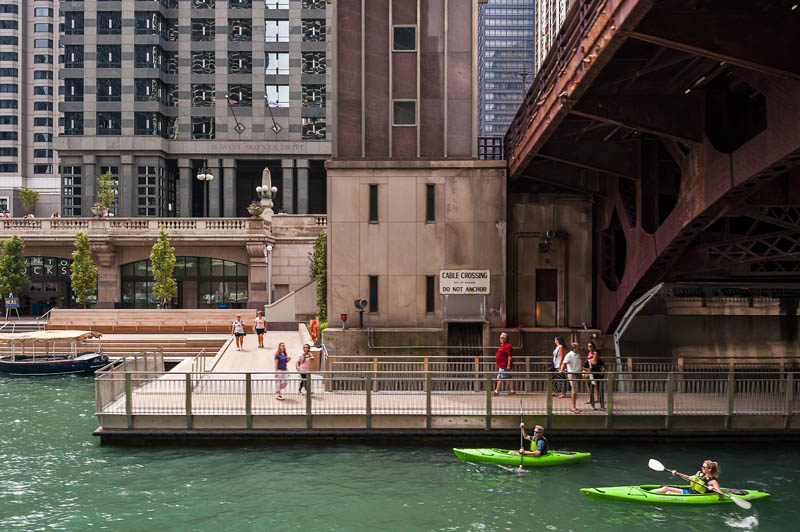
[[532, 435, 548, 455], [309, 319, 318, 340], [689, 471, 712, 494]]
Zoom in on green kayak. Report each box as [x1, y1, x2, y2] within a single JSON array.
[[453, 448, 591, 467], [581, 485, 771, 505]]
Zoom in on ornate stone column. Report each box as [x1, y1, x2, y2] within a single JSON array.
[[92, 242, 119, 309]]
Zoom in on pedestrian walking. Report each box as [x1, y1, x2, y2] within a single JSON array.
[[560, 342, 583, 413], [231, 314, 246, 351], [274, 342, 289, 400], [254, 310, 267, 348], [552, 336, 567, 398], [296, 343, 314, 395], [493, 332, 515, 395]]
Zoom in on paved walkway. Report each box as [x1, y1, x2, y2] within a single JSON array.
[[211, 330, 305, 372]]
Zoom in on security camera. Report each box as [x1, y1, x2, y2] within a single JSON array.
[[354, 299, 368, 310], [544, 230, 556, 240]]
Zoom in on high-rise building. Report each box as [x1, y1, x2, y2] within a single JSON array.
[[534, 0, 571, 74], [0, 0, 60, 216], [54, 0, 331, 218], [478, 0, 535, 137]]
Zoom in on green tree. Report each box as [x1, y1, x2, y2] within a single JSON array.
[[96, 170, 117, 208], [70, 232, 98, 308], [0, 235, 29, 298], [150, 227, 177, 308], [308, 231, 327, 321], [19, 188, 39, 215]]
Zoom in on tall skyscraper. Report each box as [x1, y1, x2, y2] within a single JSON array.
[[534, 0, 571, 74], [0, 1, 60, 216], [477, 0, 535, 137], [54, 0, 331, 218]]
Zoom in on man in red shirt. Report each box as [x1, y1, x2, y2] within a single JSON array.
[[493, 332, 515, 395]]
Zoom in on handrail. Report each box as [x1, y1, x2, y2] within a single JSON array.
[[36, 307, 57, 330]]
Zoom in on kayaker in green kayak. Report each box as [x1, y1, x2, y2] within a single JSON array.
[[509, 423, 547, 456], [650, 460, 722, 497]]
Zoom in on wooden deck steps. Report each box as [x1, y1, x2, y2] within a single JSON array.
[[86, 337, 227, 358], [46, 309, 300, 333]]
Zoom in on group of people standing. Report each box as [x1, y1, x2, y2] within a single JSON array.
[[230, 312, 315, 401], [493, 333, 606, 414]]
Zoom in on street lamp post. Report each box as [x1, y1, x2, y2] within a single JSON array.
[[264, 244, 273, 305], [196, 160, 214, 217]]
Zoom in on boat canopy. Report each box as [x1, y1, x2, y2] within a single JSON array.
[[0, 330, 102, 344]]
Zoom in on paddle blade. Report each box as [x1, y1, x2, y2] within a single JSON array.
[[728, 494, 752, 510], [648, 459, 666, 472]]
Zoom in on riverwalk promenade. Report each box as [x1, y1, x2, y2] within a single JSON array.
[[93, 331, 800, 443]]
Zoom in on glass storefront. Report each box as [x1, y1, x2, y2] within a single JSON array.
[[121, 257, 248, 308], [22, 256, 78, 314]]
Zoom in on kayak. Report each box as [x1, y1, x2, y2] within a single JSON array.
[[453, 448, 591, 467], [580, 485, 771, 505]]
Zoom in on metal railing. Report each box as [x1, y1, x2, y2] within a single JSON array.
[[95, 368, 800, 429]]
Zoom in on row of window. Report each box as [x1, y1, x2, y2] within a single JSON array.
[[63, 12, 327, 42], [0, 6, 55, 16], [62, 47, 325, 76], [59, 112, 327, 140], [368, 183, 436, 223], [0, 150, 53, 161], [358, 274, 439, 314]]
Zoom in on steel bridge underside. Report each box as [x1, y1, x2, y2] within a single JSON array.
[[505, 0, 800, 332]]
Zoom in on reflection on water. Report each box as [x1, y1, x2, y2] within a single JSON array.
[[1, 375, 798, 531]]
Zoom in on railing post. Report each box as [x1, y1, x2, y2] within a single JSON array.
[[425, 371, 432, 429], [727, 362, 736, 429], [185, 373, 193, 429], [546, 372, 553, 430], [486, 375, 492, 429], [786, 372, 794, 429], [306, 374, 312, 429], [666, 373, 675, 429], [627, 358, 634, 393], [365, 374, 372, 429], [474, 357, 480, 392], [245, 373, 252, 429], [678, 357, 685, 393], [125, 372, 133, 429], [524, 357, 531, 392], [606, 373, 614, 429], [372, 357, 378, 392]]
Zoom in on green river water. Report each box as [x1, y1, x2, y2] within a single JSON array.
[[1, 375, 798, 532]]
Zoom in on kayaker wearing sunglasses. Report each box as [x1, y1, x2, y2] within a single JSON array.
[[651, 460, 721, 496], [510, 423, 548, 456]]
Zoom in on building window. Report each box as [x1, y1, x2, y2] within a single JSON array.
[[35, 8, 54, 17], [34, 85, 53, 95], [61, 166, 82, 217], [0, 100, 17, 109], [97, 112, 122, 136], [34, 71, 53, 80], [0, 132, 18, 140], [137, 166, 159, 216], [192, 19, 215, 41], [229, 19, 252, 41], [228, 84, 252, 106], [135, 112, 164, 137], [34, 39, 53, 48], [192, 84, 215, 106], [34, 23, 53, 33], [0, 20, 17, 30], [98, 45, 122, 69], [34, 165, 54, 175], [265, 19, 289, 42], [64, 12, 84, 35], [33, 101, 52, 111], [0, 52, 18, 61], [135, 11, 162, 36], [302, 19, 326, 42], [369, 276, 379, 313], [229, 51, 252, 74], [0, 164, 19, 173], [302, 85, 325, 108], [0, 5, 17, 14], [34, 117, 53, 127], [265, 84, 289, 107], [393, 26, 416, 51], [62, 112, 84, 136], [0, 116, 17, 125], [97, 78, 121, 102], [192, 117, 215, 139], [192, 51, 216, 74], [265, 52, 289, 75], [33, 133, 52, 142], [63, 45, 84, 68], [0, 84, 17, 93], [34, 149, 53, 158], [369, 184, 378, 222], [192, 0, 215, 7], [34, 54, 53, 64], [426, 184, 435, 222], [135, 78, 161, 102], [301, 52, 326, 75], [0, 148, 18, 156], [64, 79, 83, 102], [229, 0, 253, 8], [97, 12, 122, 35], [426, 276, 435, 313], [0, 37, 18, 45], [302, 0, 326, 8], [266, 0, 289, 9], [393, 100, 416, 126], [301, 117, 326, 140]]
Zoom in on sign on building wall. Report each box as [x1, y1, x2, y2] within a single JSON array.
[[439, 270, 491, 295]]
